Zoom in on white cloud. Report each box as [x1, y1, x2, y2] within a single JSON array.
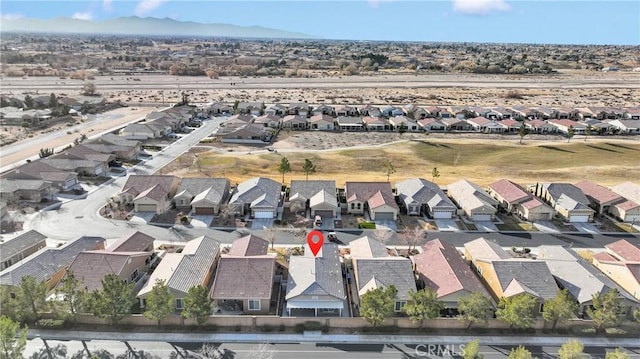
[[135, 0, 168, 16], [452, 0, 510, 15], [72, 11, 93, 20], [103, 0, 113, 11], [0, 13, 24, 20]]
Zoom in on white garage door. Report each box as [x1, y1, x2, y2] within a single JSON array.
[[136, 204, 157, 212], [472, 214, 492, 222], [569, 215, 589, 223], [375, 212, 395, 221], [254, 210, 274, 219], [433, 211, 452, 219], [625, 215, 640, 223]]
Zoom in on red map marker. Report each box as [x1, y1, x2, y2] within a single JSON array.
[[307, 230, 324, 257]]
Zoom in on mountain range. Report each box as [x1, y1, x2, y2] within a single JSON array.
[[0, 16, 314, 39]]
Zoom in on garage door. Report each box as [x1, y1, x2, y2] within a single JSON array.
[[374, 212, 395, 220], [625, 215, 640, 223], [194, 207, 215, 215], [472, 214, 492, 221], [254, 210, 274, 219], [569, 215, 589, 223], [136, 204, 157, 212], [433, 210, 452, 219], [314, 210, 334, 219]]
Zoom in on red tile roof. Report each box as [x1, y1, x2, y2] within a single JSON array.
[[489, 179, 530, 203], [606, 239, 640, 262], [575, 180, 624, 204]]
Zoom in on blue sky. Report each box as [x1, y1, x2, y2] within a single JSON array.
[[1, 1, 638, 45]]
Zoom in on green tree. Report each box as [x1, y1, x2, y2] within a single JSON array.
[[0, 316, 27, 359], [23, 95, 33, 109], [496, 294, 537, 329], [39, 148, 54, 158], [606, 348, 629, 359], [463, 339, 483, 359], [277, 157, 291, 184], [302, 158, 316, 180], [360, 285, 397, 327], [55, 271, 87, 321], [508, 346, 532, 359], [518, 121, 528, 144], [0, 287, 18, 321], [403, 288, 443, 328], [384, 160, 396, 182], [431, 167, 440, 183], [48, 93, 58, 109], [15, 276, 48, 324], [182, 285, 212, 326], [587, 288, 622, 333], [144, 279, 174, 327], [584, 125, 592, 141], [458, 292, 493, 328], [558, 339, 585, 359], [90, 273, 135, 325], [566, 126, 575, 143], [542, 289, 578, 330]]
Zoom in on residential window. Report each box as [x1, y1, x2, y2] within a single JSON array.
[[357, 203, 361, 210], [130, 269, 139, 282], [248, 299, 261, 311], [176, 298, 183, 309], [394, 301, 407, 312], [351, 203, 355, 210]]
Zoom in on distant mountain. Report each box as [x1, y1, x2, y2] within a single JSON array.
[[0, 16, 314, 39]]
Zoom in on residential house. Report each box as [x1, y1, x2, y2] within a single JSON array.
[[48, 144, 115, 176], [285, 243, 346, 316], [210, 235, 276, 314], [218, 124, 274, 143], [626, 108, 640, 120], [404, 105, 429, 120], [236, 102, 263, 116], [574, 180, 625, 215], [0, 230, 47, 270], [414, 239, 493, 311], [487, 179, 554, 222], [84, 133, 141, 160], [0, 236, 105, 290], [121, 123, 162, 139], [173, 177, 230, 215], [498, 119, 521, 133], [592, 240, 640, 301], [389, 116, 420, 132], [396, 178, 457, 218], [441, 118, 472, 131], [358, 104, 381, 118], [229, 177, 282, 218], [3, 161, 79, 191], [222, 114, 254, 129], [335, 105, 358, 117], [288, 103, 311, 117], [312, 104, 335, 117], [0, 179, 53, 203], [548, 119, 586, 135], [417, 118, 446, 132], [253, 114, 282, 129], [345, 182, 399, 221], [349, 236, 390, 259], [281, 115, 308, 130], [381, 105, 404, 118], [607, 120, 640, 134], [536, 183, 595, 222], [336, 116, 364, 131], [309, 114, 335, 131], [464, 238, 558, 312], [466, 117, 506, 133], [610, 182, 640, 223], [363, 116, 391, 131], [138, 236, 221, 310], [537, 245, 639, 318], [208, 102, 233, 115], [352, 254, 416, 313], [525, 119, 557, 134], [447, 179, 498, 221], [264, 104, 287, 117], [289, 180, 338, 219], [42, 155, 108, 177], [117, 175, 180, 213]]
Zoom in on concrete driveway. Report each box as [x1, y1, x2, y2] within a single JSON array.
[[251, 218, 274, 229], [190, 214, 214, 228], [534, 221, 561, 234], [474, 221, 498, 232], [374, 220, 397, 231], [435, 220, 460, 232], [572, 222, 600, 234]]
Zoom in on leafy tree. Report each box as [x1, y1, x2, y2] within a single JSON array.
[[518, 121, 528, 144], [81, 82, 97, 96], [558, 339, 585, 359], [403, 288, 443, 328], [431, 167, 440, 183], [55, 271, 88, 321], [458, 292, 493, 328], [384, 160, 396, 182], [277, 157, 291, 184], [496, 294, 537, 329], [302, 158, 316, 180], [360, 285, 397, 327], [23, 95, 33, 109], [606, 348, 630, 359], [0, 287, 18, 321], [508, 346, 532, 359], [39, 148, 54, 158], [566, 126, 575, 143], [0, 316, 27, 359], [15, 276, 48, 324], [584, 125, 592, 141], [144, 279, 174, 327], [182, 285, 212, 326], [48, 93, 58, 109], [90, 273, 135, 325], [542, 289, 578, 330], [587, 288, 622, 333], [463, 339, 483, 359]]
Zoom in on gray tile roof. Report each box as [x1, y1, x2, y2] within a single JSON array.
[[210, 256, 275, 300], [285, 243, 345, 300], [289, 180, 336, 201], [175, 177, 230, 205], [543, 183, 591, 205], [493, 261, 559, 300], [0, 179, 51, 193], [0, 230, 47, 262], [230, 177, 281, 209], [228, 234, 269, 257], [349, 236, 389, 258], [396, 178, 456, 209], [0, 236, 106, 286], [67, 251, 150, 292], [121, 175, 177, 198], [106, 231, 155, 253], [138, 236, 220, 297], [354, 257, 417, 300]]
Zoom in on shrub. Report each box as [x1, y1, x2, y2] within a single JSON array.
[[305, 321, 324, 331], [358, 222, 376, 229], [295, 323, 305, 333], [262, 324, 274, 332]]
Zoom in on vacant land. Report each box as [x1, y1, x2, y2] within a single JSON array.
[[161, 138, 640, 187]]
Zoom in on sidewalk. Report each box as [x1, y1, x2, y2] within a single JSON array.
[[27, 329, 640, 347]]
